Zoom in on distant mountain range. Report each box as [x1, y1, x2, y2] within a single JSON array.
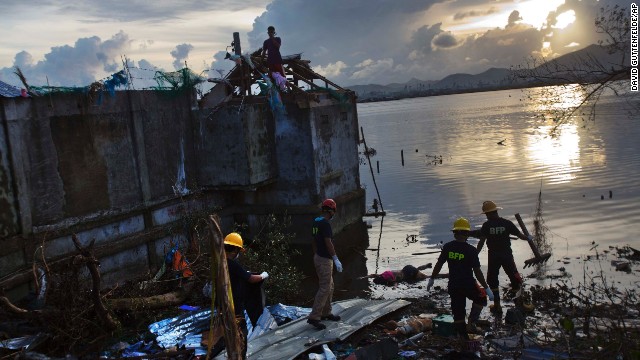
[[348, 44, 629, 101]]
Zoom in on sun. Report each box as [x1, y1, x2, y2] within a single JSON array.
[[553, 10, 576, 29], [516, 0, 565, 29]]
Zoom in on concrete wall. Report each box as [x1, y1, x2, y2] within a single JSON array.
[[0, 88, 365, 300]]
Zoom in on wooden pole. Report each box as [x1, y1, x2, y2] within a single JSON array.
[[206, 215, 243, 360], [361, 127, 384, 212]]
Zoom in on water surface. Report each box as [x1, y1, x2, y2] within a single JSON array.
[[357, 86, 640, 297]]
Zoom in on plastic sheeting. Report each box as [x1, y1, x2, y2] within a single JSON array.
[[0, 333, 48, 351], [149, 308, 212, 349], [146, 303, 299, 354], [267, 303, 312, 325]]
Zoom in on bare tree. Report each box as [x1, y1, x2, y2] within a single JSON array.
[[513, 5, 635, 133]]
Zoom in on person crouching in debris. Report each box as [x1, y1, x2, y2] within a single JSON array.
[[471, 200, 531, 315], [368, 264, 431, 286], [428, 218, 494, 340], [307, 198, 343, 330], [211, 232, 269, 358]]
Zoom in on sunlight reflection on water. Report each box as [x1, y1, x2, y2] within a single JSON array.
[[527, 124, 581, 184], [358, 87, 640, 298]]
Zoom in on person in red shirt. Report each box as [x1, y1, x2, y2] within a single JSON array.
[[259, 26, 285, 78]]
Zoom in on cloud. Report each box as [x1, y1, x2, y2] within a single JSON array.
[[243, 0, 624, 85], [350, 58, 394, 81], [0, 0, 272, 22], [432, 32, 460, 49], [507, 10, 523, 27], [313, 61, 347, 78], [246, 0, 445, 85], [170, 43, 194, 70], [1, 0, 630, 88], [453, 7, 499, 21], [1, 31, 131, 87]]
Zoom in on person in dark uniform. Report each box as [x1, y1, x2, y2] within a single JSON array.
[[471, 200, 531, 315], [307, 198, 343, 330], [212, 232, 269, 358], [428, 217, 494, 340]]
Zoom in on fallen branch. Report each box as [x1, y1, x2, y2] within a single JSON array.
[[71, 234, 119, 331], [0, 295, 31, 315], [106, 280, 195, 311]]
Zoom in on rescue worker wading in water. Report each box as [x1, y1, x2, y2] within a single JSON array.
[[471, 200, 532, 315], [428, 217, 494, 339]]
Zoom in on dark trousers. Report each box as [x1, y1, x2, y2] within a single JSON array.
[[449, 284, 487, 339], [487, 251, 522, 290], [448, 284, 488, 323]]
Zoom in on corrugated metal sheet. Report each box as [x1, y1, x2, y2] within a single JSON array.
[[234, 298, 411, 360], [0, 80, 22, 98]]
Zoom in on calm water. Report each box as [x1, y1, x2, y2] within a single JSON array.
[[357, 86, 640, 297]]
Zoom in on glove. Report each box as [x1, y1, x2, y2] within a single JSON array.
[[485, 287, 495, 301], [427, 278, 435, 291], [332, 255, 343, 273], [260, 271, 269, 280], [527, 234, 534, 241]]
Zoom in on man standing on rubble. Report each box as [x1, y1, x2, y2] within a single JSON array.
[[307, 198, 343, 330], [428, 217, 494, 340], [212, 232, 269, 358], [259, 25, 285, 78], [471, 200, 531, 315]]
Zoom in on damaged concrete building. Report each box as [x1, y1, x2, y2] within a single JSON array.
[[0, 44, 366, 300]]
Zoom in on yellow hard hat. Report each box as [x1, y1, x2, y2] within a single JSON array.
[[481, 200, 502, 214], [224, 232, 244, 250], [452, 217, 471, 231]]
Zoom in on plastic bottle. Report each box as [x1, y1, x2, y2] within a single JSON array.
[[322, 344, 337, 360], [398, 317, 432, 335]]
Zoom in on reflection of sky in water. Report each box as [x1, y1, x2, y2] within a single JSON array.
[[359, 87, 640, 297]]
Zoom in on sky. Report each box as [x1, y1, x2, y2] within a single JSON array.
[[0, 0, 631, 88]]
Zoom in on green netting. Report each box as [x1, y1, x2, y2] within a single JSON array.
[[24, 67, 204, 100], [151, 68, 205, 91], [28, 70, 129, 96], [311, 86, 352, 109]]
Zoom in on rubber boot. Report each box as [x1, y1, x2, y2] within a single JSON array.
[[454, 321, 469, 340], [469, 304, 483, 324], [490, 288, 502, 315]]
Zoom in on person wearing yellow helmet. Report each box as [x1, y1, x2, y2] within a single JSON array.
[[428, 217, 494, 341], [471, 201, 531, 315], [210, 232, 269, 358], [307, 198, 342, 330]]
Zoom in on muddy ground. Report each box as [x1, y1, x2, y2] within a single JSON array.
[[2, 247, 638, 359]]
